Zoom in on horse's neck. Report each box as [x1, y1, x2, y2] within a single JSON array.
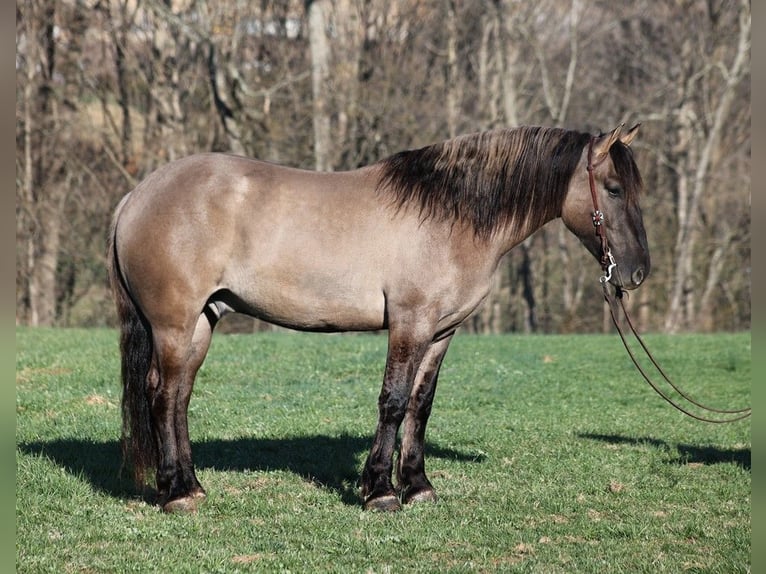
[[495, 210, 558, 260]]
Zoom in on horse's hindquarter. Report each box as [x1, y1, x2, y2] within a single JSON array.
[[115, 154, 500, 334]]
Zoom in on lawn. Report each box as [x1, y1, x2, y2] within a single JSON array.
[[16, 328, 750, 572]]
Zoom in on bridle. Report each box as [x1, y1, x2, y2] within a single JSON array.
[[586, 137, 616, 283], [585, 136, 750, 424]]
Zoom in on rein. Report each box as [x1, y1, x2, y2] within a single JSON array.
[[585, 137, 751, 424]]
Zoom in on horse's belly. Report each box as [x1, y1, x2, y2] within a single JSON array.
[[225, 272, 387, 332]]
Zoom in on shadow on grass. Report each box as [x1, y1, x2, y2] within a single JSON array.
[[578, 433, 751, 470], [17, 435, 485, 506]]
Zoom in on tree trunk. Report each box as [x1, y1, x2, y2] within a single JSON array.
[[308, 0, 332, 171], [497, 0, 519, 126], [332, 0, 363, 168], [518, 242, 537, 332], [108, 0, 133, 165], [28, 196, 64, 326], [18, 2, 37, 324], [445, 0, 460, 137], [664, 0, 749, 332], [19, 0, 66, 326]]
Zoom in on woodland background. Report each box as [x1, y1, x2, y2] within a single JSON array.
[[16, 0, 750, 334]]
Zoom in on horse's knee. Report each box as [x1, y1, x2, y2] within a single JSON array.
[[377, 389, 409, 422]]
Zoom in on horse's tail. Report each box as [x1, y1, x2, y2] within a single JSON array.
[[107, 196, 157, 487]]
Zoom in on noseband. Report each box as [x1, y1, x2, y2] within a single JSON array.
[[586, 135, 750, 424]]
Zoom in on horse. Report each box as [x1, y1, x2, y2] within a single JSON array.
[[107, 124, 650, 513]]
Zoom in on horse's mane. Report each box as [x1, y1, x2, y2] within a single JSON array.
[[376, 126, 641, 238]]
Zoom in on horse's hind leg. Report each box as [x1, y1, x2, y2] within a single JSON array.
[[152, 313, 213, 513], [397, 333, 453, 504]]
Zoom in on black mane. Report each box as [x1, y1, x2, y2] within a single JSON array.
[[376, 126, 639, 238]]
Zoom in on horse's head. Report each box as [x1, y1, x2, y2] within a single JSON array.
[[561, 124, 650, 290]]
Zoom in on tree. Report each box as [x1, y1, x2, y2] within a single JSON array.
[[15, 0, 750, 334], [307, 0, 332, 170], [663, 0, 750, 332], [17, 0, 67, 326]]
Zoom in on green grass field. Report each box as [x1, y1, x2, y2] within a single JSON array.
[[16, 328, 750, 573]]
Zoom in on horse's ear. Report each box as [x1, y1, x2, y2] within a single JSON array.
[[592, 124, 624, 163], [620, 123, 640, 147]]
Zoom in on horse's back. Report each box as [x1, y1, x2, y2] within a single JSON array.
[[115, 153, 384, 255]]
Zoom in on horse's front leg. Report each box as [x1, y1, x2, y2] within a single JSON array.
[[397, 332, 454, 504], [361, 327, 431, 512]]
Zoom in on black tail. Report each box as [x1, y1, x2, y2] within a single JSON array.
[[107, 201, 157, 487]]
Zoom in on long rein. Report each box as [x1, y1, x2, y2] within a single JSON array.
[[585, 137, 751, 424]]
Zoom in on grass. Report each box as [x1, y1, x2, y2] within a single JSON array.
[[16, 327, 750, 572]]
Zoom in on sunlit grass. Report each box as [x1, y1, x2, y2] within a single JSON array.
[[17, 328, 750, 572]]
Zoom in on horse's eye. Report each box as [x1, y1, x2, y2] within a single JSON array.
[[606, 184, 623, 198]]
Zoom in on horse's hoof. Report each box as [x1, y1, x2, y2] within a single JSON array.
[[162, 491, 206, 514], [364, 493, 402, 512], [404, 487, 437, 505]]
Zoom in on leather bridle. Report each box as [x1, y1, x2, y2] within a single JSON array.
[[586, 136, 615, 282], [586, 136, 750, 423]]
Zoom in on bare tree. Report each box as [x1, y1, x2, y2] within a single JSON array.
[[330, 0, 364, 168], [308, 0, 332, 170], [17, 0, 67, 326], [664, 0, 750, 332], [15, 0, 750, 333]]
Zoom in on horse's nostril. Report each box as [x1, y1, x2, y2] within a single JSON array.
[[632, 268, 645, 286]]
